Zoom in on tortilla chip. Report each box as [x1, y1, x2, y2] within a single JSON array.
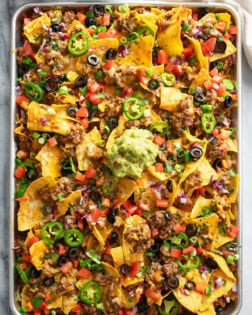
[[62, 295, 78, 314], [135, 12, 158, 37], [27, 102, 78, 136], [198, 13, 217, 25], [205, 250, 235, 280], [57, 190, 82, 217], [147, 165, 173, 181], [106, 114, 127, 151], [122, 275, 144, 287], [228, 175, 239, 203], [193, 214, 220, 240], [134, 172, 157, 210], [24, 14, 51, 44], [36, 143, 64, 178], [197, 303, 215, 315], [186, 36, 209, 71], [111, 246, 125, 267], [67, 19, 91, 39], [160, 87, 189, 112], [29, 240, 48, 269], [92, 224, 113, 246], [190, 196, 213, 219], [18, 176, 57, 231], [212, 232, 234, 249], [218, 13, 231, 29], [210, 39, 236, 62], [47, 296, 63, 310], [116, 177, 137, 206], [190, 68, 211, 89]]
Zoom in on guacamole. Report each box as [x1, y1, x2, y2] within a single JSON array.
[[107, 128, 159, 178]]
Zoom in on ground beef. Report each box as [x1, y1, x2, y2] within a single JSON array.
[[147, 305, 159, 315], [206, 140, 224, 161], [156, 18, 173, 31], [116, 15, 138, 33], [125, 120, 140, 128], [62, 10, 76, 25], [103, 66, 138, 88], [218, 169, 231, 187], [163, 260, 179, 278], [124, 224, 152, 252], [184, 171, 202, 190], [146, 262, 164, 285], [18, 135, 31, 152], [220, 246, 237, 273], [214, 195, 231, 212], [104, 97, 123, 117], [214, 296, 228, 310], [147, 211, 174, 240], [41, 177, 74, 204], [59, 125, 84, 145], [81, 304, 100, 315]]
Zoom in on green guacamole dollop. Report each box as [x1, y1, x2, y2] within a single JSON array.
[[107, 128, 159, 178]]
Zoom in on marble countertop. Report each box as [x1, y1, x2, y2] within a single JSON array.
[[0, 1, 251, 314]]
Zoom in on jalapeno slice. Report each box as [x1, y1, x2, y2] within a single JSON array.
[[161, 72, 176, 87], [177, 255, 201, 270], [200, 104, 213, 112], [138, 26, 154, 37], [64, 228, 84, 247], [24, 81, 44, 102], [16, 265, 29, 284], [41, 222, 64, 245], [201, 113, 216, 134], [68, 32, 89, 56], [80, 280, 101, 305], [123, 97, 144, 120], [150, 121, 169, 136], [157, 299, 180, 315]]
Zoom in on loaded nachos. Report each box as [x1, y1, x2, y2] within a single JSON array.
[[14, 4, 239, 315]]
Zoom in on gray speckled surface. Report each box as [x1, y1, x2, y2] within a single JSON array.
[[0, 1, 251, 314]]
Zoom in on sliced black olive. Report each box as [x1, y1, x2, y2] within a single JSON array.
[[59, 74, 67, 83], [51, 23, 61, 32], [26, 167, 37, 181], [164, 212, 173, 221], [67, 106, 78, 118], [210, 136, 218, 145], [87, 54, 100, 66], [107, 117, 118, 130], [198, 8, 209, 20], [85, 17, 96, 27], [166, 180, 173, 193], [166, 275, 179, 289], [106, 48, 117, 60], [194, 87, 206, 103], [57, 255, 69, 267], [120, 264, 131, 276], [43, 276, 55, 286], [17, 63, 30, 76], [190, 146, 203, 161], [185, 280, 196, 290], [210, 61, 218, 71], [93, 5, 104, 17], [215, 306, 225, 313], [213, 158, 222, 170], [197, 34, 208, 41], [185, 224, 197, 237], [75, 75, 88, 87], [148, 79, 159, 90], [224, 95, 233, 109], [89, 190, 102, 202], [148, 239, 161, 253], [45, 79, 58, 92], [109, 232, 118, 244], [107, 209, 118, 224], [30, 267, 41, 279], [68, 247, 80, 259], [152, 47, 160, 59], [214, 39, 227, 54], [137, 295, 149, 312], [206, 257, 218, 269]]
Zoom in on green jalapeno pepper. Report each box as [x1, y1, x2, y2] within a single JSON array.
[[68, 32, 89, 56], [127, 32, 140, 42], [201, 113, 216, 134], [80, 280, 102, 305], [123, 97, 144, 120], [64, 228, 84, 247], [200, 104, 213, 113], [161, 72, 176, 87], [222, 79, 235, 91], [16, 265, 29, 284], [150, 121, 169, 136], [157, 299, 180, 315], [24, 81, 44, 102], [138, 26, 154, 37], [168, 232, 189, 249], [41, 222, 63, 245], [177, 255, 201, 270]]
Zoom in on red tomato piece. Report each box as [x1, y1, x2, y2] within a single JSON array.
[[48, 137, 57, 147], [103, 13, 111, 26], [77, 12, 86, 23], [91, 208, 101, 221], [16, 95, 29, 106], [77, 267, 91, 279], [22, 40, 35, 57], [85, 167, 97, 178], [182, 246, 195, 255], [60, 261, 73, 274], [154, 135, 165, 146], [227, 224, 239, 238], [183, 46, 193, 59], [145, 286, 162, 301], [156, 199, 168, 208], [28, 236, 40, 248], [89, 93, 101, 105], [105, 59, 114, 69], [158, 50, 168, 65], [169, 248, 182, 258], [123, 200, 138, 214], [155, 163, 164, 173], [201, 37, 216, 56], [15, 166, 25, 179], [130, 261, 140, 277], [173, 223, 182, 233]]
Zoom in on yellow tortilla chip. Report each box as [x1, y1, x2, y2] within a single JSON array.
[[24, 14, 51, 44], [147, 165, 173, 181], [18, 176, 57, 231], [62, 295, 78, 314], [210, 39, 236, 62], [27, 102, 78, 136], [205, 250, 235, 280], [193, 214, 220, 240], [212, 232, 233, 249], [106, 114, 127, 151], [92, 224, 113, 246], [190, 196, 213, 219], [228, 175, 239, 203], [134, 172, 157, 210], [47, 296, 63, 310], [116, 177, 137, 206], [111, 246, 125, 267], [57, 190, 82, 217], [29, 240, 48, 269], [218, 13, 231, 28], [135, 12, 158, 37], [186, 36, 209, 71], [190, 68, 211, 89], [67, 19, 91, 39], [197, 303, 215, 315], [160, 87, 189, 112], [36, 143, 64, 178]]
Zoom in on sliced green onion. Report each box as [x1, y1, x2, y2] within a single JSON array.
[[120, 37, 127, 44]]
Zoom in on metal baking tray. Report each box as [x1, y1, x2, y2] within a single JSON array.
[[10, 2, 242, 314]]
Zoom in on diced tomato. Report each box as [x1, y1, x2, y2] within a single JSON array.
[[183, 46, 193, 60], [39, 302, 47, 310], [85, 167, 97, 178], [201, 37, 216, 56], [165, 63, 175, 73], [102, 198, 111, 208], [22, 254, 31, 263], [77, 218, 84, 231], [98, 29, 118, 39], [16, 197, 28, 202], [28, 235, 40, 247], [183, 246, 195, 255], [194, 186, 207, 197], [173, 223, 182, 233], [204, 80, 213, 91], [25, 302, 33, 311], [88, 27, 95, 35], [151, 227, 159, 238], [130, 261, 140, 277], [155, 163, 164, 173], [158, 50, 168, 65], [44, 296, 54, 303], [196, 247, 203, 254], [124, 310, 134, 315], [16, 149, 28, 159], [192, 12, 198, 21], [100, 208, 109, 216], [71, 304, 83, 313], [15, 166, 25, 179], [76, 107, 88, 119], [60, 261, 73, 274], [78, 267, 91, 279], [33, 311, 41, 315], [212, 75, 223, 84], [43, 310, 50, 315], [105, 243, 113, 256], [105, 59, 114, 69], [196, 282, 206, 293], [103, 13, 111, 26], [123, 200, 138, 214], [227, 224, 239, 238], [91, 208, 101, 221], [229, 26, 238, 35], [20, 263, 28, 270], [213, 127, 220, 138], [216, 21, 227, 33], [75, 171, 86, 184], [119, 310, 124, 315], [217, 84, 226, 96], [77, 12, 86, 23], [16, 95, 29, 106], [23, 18, 31, 26], [169, 248, 182, 258], [58, 243, 65, 255], [222, 158, 232, 169], [135, 208, 142, 216], [140, 70, 148, 85], [224, 32, 231, 39], [22, 40, 35, 57], [80, 118, 89, 129], [89, 93, 101, 105], [219, 142, 230, 152], [88, 81, 100, 93], [209, 67, 218, 77], [48, 137, 57, 147], [154, 135, 165, 146], [145, 286, 162, 301], [173, 65, 183, 77], [156, 199, 168, 208], [181, 223, 187, 232], [123, 87, 135, 96]]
